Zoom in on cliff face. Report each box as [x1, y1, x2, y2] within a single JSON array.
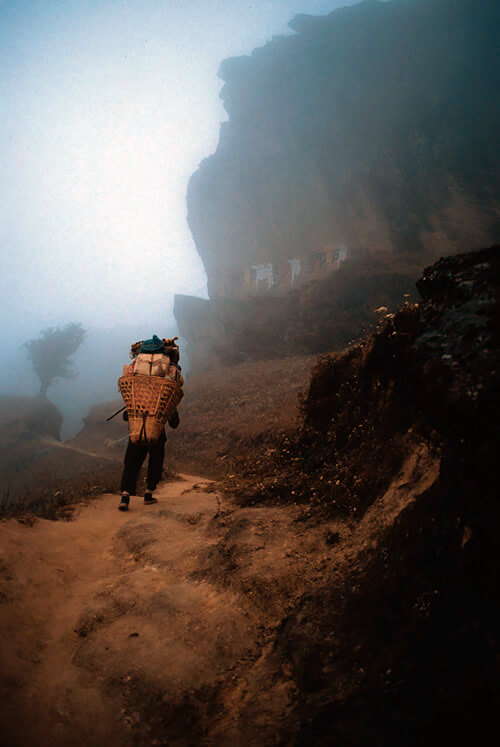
[[186, 0, 500, 301]]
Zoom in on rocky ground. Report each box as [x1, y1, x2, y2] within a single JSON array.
[[0, 246, 498, 745]]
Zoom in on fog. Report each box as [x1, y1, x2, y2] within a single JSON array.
[[0, 0, 355, 437]]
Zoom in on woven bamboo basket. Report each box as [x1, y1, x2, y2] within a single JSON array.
[[118, 374, 183, 443]]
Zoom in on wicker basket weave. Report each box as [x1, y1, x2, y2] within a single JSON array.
[[118, 374, 183, 443]]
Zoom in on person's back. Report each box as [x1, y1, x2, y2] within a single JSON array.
[[117, 334, 182, 511]]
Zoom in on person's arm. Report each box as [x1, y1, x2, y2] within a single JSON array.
[[168, 410, 180, 429]]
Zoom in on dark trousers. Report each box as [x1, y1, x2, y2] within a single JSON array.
[[120, 433, 166, 495]]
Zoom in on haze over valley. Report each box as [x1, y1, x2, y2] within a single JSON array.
[[0, 2, 499, 744], [1, 0, 356, 434]]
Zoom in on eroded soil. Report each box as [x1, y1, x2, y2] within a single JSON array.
[[0, 443, 438, 746]]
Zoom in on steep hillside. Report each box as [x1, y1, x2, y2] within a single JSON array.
[[178, 0, 500, 370], [188, 0, 500, 295], [1, 247, 497, 745], [224, 245, 499, 513], [168, 353, 318, 476], [216, 244, 500, 743], [0, 396, 121, 518], [0, 395, 62, 441]]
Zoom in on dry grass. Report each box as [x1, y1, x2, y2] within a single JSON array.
[[0, 465, 123, 521], [168, 353, 318, 476]]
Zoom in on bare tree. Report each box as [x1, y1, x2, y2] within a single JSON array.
[[23, 323, 87, 398]]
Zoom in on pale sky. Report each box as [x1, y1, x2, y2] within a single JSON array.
[[1, 0, 356, 339]]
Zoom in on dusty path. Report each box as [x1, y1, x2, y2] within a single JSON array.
[[0, 473, 330, 746], [0, 475, 227, 746], [0, 447, 438, 746], [40, 435, 122, 461]]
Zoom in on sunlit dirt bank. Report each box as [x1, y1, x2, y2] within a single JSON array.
[[0, 247, 498, 745]]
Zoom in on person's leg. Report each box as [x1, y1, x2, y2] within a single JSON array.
[[144, 435, 166, 503], [119, 440, 148, 509]]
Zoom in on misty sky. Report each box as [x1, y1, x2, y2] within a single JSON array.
[[1, 0, 356, 335], [1, 0, 357, 434]]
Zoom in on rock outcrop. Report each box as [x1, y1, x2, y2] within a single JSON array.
[[215, 245, 499, 743], [178, 0, 500, 370], [187, 0, 500, 296]]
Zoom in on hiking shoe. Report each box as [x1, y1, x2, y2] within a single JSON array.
[[118, 493, 130, 511], [144, 491, 158, 505]]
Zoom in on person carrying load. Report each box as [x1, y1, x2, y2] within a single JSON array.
[[117, 334, 183, 511]]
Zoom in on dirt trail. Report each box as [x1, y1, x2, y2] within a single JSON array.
[[0, 447, 438, 746], [0, 473, 324, 746], [0, 475, 225, 745], [39, 435, 121, 461], [36, 436, 121, 463]]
